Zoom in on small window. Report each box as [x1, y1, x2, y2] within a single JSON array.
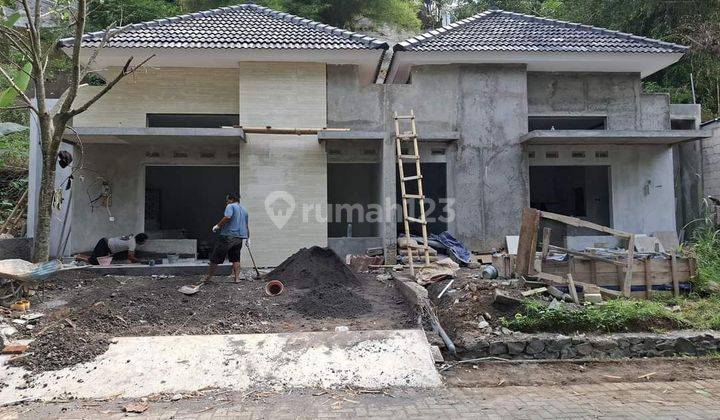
[[572, 151, 586, 158], [328, 149, 342, 155], [147, 114, 239, 128], [173, 152, 188, 158], [529, 116, 607, 131], [546, 151, 559, 159], [528, 151, 536, 158], [200, 152, 215, 158], [595, 151, 609, 158], [671, 119, 695, 130], [145, 151, 160, 158], [431, 148, 445, 155]]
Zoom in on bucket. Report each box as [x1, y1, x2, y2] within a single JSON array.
[[97, 256, 113, 266], [264, 280, 284, 296]]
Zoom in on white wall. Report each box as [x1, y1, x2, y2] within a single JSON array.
[[238, 62, 328, 267], [72, 67, 240, 127], [528, 144, 676, 234]]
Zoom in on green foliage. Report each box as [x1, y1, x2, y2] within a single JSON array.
[[0, 62, 32, 108], [687, 200, 720, 293], [179, 0, 421, 31], [503, 299, 687, 334], [86, 0, 181, 31]]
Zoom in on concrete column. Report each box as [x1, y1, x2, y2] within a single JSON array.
[[454, 65, 529, 251]]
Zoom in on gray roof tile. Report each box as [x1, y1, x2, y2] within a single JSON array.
[[59, 3, 387, 51], [395, 10, 687, 53]]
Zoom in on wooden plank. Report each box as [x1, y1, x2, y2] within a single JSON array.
[[535, 271, 622, 297], [590, 260, 598, 285], [671, 251, 679, 297], [548, 245, 626, 267], [541, 227, 551, 260], [522, 287, 548, 297], [539, 210, 633, 238], [567, 273, 579, 304], [516, 208, 541, 276], [623, 234, 635, 298], [644, 258, 652, 299]]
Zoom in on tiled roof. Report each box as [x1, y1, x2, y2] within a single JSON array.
[[395, 10, 687, 54], [58, 3, 387, 50]]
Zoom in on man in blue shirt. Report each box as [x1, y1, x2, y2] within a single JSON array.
[[204, 192, 249, 283]]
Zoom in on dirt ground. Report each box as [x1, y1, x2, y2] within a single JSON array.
[[8, 271, 416, 372], [427, 269, 524, 336], [441, 356, 720, 387]]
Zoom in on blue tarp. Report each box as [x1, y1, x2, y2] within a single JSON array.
[[430, 231, 471, 264]]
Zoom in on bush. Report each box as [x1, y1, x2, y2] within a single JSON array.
[[687, 200, 720, 293], [503, 299, 687, 334]]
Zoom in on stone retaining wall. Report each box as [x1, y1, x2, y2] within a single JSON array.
[[458, 330, 720, 360]]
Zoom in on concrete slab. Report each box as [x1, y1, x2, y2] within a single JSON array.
[[0, 329, 441, 403]]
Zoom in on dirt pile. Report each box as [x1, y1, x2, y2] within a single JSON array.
[[11, 325, 110, 372], [266, 246, 360, 289], [266, 247, 372, 318], [293, 284, 372, 318]]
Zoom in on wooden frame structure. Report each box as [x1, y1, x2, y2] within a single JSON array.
[[517, 208, 636, 298]]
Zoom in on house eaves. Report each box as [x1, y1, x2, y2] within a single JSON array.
[[386, 9, 687, 84]]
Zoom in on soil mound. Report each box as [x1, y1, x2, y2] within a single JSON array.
[[266, 246, 360, 289], [11, 325, 110, 372], [292, 284, 372, 318]]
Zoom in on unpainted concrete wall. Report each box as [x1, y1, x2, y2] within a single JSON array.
[[527, 72, 642, 130], [703, 121, 720, 198], [528, 144, 676, 234]]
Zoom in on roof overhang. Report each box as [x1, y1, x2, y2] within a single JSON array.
[[62, 47, 385, 84], [521, 129, 711, 146], [386, 50, 684, 84], [62, 126, 246, 145]]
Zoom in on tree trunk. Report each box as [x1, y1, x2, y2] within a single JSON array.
[[30, 116, 61, 263]]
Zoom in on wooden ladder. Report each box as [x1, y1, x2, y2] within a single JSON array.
[[394, 110, 431, 276]]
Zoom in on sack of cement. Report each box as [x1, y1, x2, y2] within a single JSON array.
[[399, 246, 438, 256], [397, 236, 420, 249], [415, 257, 460, 285]]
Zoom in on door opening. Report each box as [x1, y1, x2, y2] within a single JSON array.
[[145, 166, 239, 258]]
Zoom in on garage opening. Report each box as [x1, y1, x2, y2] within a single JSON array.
[[396, 162, 448, 236], [530, 165, 611, 239], [145, 166, 239, 258], [327, 162, 381, 237]]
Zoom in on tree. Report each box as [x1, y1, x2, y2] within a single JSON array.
[[0, 0, 152, 261], [179, 0, 421, 31], [86, 0, 180, 31]]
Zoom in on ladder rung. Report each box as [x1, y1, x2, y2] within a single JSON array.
[[396, 133, 416, 140], [403, 194, 425, 200], [406, 217, 427, 225], [402, 175, 422, 181], [394, 115, 415, 120], [398, 154, 420, 160]]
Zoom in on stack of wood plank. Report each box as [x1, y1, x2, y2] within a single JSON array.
[[494, 208, 697, 299]]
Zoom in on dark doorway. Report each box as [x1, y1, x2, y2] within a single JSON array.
[[530, 165, 611, 238], [327, 162, 381, 237], [145, 166, 239, 258], [396, 162, 448, 236]]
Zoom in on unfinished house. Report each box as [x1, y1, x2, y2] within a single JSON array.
[[26, 6, 711, 266]]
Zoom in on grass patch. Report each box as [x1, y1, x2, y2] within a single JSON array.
[[654, 294, 720, 330], [503, 299, 688, 334]]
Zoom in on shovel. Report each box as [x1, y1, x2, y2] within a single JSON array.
[[178, 283, 202, 295], [245, 240, 261, 280]]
